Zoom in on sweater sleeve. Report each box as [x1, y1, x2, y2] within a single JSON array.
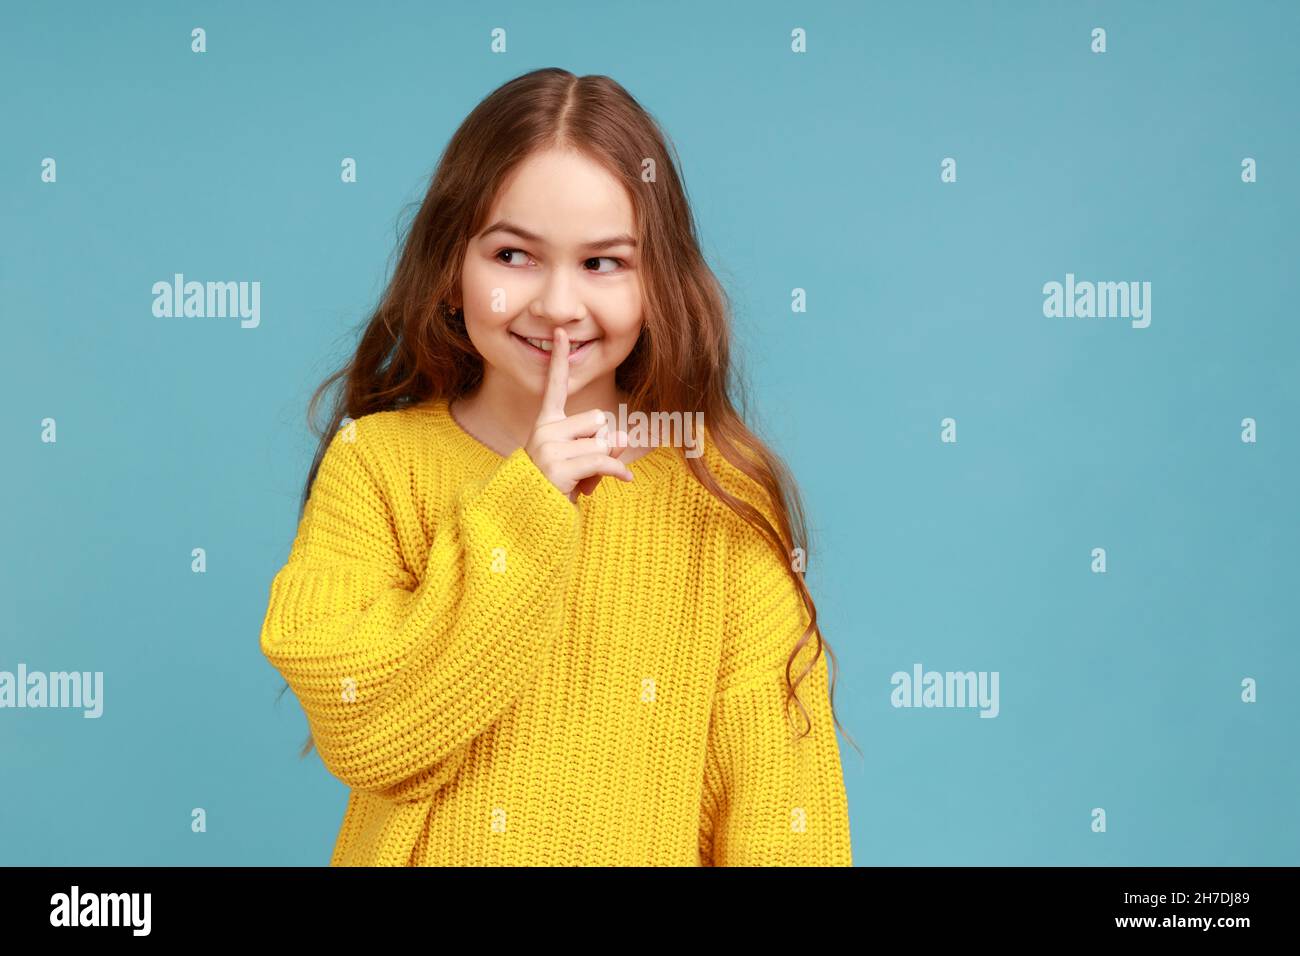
[[698, 508, 853, 866], [259, 422, 581, 804]]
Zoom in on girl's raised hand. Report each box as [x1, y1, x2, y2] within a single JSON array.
[[524, 327, 634, 504]]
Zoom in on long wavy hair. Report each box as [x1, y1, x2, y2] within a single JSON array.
[[276, 67, 861, 763]]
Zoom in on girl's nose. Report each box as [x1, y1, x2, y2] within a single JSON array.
[[531, 270, 588, 324]]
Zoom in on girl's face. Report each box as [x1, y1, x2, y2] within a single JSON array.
[[459, 148, 643, 405]]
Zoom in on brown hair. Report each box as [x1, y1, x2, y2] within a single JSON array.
[[275, 67, 861, 763]]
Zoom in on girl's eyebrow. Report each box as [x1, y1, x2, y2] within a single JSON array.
[[478, 219, 637, 251]]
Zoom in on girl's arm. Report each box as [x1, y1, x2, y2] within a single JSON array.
[[699, 508, 853, 866], [260, 416, 580, 803]]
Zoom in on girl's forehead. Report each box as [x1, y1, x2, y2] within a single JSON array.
[[490, 151, 633, 214]]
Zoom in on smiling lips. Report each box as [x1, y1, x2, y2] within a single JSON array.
[[514, 332, 597, 352]]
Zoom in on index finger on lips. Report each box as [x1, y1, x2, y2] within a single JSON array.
[[536, 328, 571, 426]]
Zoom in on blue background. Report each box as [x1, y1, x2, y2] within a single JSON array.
[[2, 0, 1296, 865]]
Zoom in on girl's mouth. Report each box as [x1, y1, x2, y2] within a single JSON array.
[[511, 331, 598, 365]]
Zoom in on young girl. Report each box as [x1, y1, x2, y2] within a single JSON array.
[[259, 67, 859, 867]]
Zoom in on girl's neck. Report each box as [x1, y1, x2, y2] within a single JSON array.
[[450, 373, 632, 459]]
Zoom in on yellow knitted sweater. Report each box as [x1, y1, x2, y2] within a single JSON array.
[[259, 396, 852, 866]]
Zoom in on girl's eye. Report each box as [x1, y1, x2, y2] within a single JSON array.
[[495, 249, 625, 273], [585, 256, 625, 274], [495, 248, 530, 266]]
